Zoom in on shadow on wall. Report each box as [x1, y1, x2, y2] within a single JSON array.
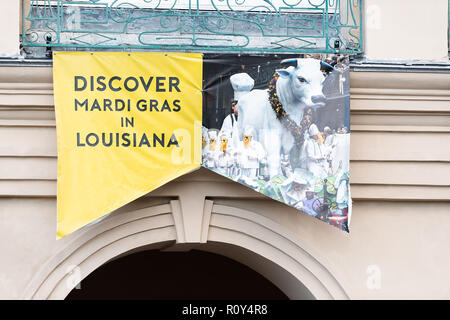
[[65, 249, 289, 300]]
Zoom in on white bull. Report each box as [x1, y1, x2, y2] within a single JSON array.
[[237, 58, 332, 178]]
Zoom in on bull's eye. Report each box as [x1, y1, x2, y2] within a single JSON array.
[[297, 77, 307, 83]]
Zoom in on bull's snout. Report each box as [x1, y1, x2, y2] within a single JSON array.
[[311, 94, 326, 105]]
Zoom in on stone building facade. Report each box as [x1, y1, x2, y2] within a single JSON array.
[[0, 0, 449, 299]]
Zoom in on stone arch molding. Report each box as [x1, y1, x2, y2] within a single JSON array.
[[22, 199, 349, 300]]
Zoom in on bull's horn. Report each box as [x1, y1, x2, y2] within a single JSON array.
[[280, 58, 298, 68], [320, 61, 335, 73]]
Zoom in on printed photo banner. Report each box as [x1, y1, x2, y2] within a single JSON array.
[[202, 54, 351, 233], [53, 52, 351, 238]]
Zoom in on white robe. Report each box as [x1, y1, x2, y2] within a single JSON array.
[[220, 114, 237, 134], [216, 147, 234, 175], [204, 145, 219, 168], [305, 139, 329, 179], [238, 140, 266, 169], [237, 140, 266, 179], [330, 133, 350, 175], [336, 179, 349, 209]]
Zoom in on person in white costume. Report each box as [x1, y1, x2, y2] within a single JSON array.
[[204, 129, 219, 169], [336, 177, 349, 210], [329, 132, 350, 176], [222, 73, 254, 136], [201, 126, 209, 166], [220, 100, 239, 134], [216, 130, 234, 176], [237, 126, 266, 185], [279, 170, 308, 208], [305, 124, 329, 179], [323, 126, 336, 148]]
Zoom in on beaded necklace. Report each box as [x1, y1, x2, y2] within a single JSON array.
[[268, 73, 313, 148]]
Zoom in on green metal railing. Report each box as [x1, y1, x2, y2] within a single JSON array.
[[22, 0, 362, 54]]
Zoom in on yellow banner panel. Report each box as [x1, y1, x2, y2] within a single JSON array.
[[53, 52, 203, 238]]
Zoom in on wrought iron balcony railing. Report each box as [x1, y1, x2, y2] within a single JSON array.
[[22, 0, 362, 54]]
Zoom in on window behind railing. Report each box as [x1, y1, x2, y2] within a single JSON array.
[[21, 0, 362, 55]]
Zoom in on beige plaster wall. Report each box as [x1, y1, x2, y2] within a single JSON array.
[[0, 0, 20, 57], [364, 0, 449, 61]]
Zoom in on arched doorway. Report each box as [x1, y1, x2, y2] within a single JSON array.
[[22, 201, 347, 300], [66, 249, 291, 300]]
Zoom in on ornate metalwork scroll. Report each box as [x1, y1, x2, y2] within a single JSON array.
[[22, 0, 362, 54]]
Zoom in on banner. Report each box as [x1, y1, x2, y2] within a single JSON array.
[[53, 52, 203, 238], [201, 54, 351, 232], [53, 52, 351, 237]]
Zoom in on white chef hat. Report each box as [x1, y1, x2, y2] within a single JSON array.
[[309, 124, 319, 136], [219, 129, 230, 139], [305, 187, 315, 193], [208, 129, 218, 140], [243, 125, 255, 138], [230, 73, 254, 101], [291, 172, 308, 185]]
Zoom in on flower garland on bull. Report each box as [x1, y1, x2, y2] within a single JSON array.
[[268, 73, 313, 149]]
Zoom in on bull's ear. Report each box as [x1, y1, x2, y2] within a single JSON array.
[[276, 69, 292, 79]]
